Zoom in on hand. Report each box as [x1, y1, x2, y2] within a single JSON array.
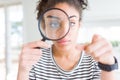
[[77, 34, 115, 65], [17, 40, 50, 80]]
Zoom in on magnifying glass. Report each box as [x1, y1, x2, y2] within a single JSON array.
[[36, 8, 70, 48], [39, 8, 70, 41]]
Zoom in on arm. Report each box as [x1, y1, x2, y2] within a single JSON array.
[[100, 56, 118, 80], [101, 71, 115, 80], [17, 40, 50, 80], [84, 34, 118, 80]]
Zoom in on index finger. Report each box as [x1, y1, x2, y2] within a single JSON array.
[[25, 40, 51, 49]]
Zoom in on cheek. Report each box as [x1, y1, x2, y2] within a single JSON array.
[[69, 29, 79, 40]]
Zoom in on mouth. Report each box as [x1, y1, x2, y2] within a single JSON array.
[[57, 39, 71, 45]]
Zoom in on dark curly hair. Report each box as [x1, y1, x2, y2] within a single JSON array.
[[36, 0, 88, 20]]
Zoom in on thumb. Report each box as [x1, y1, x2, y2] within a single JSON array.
[[92, 34, 101, 43], [76, 43, 89, 51]]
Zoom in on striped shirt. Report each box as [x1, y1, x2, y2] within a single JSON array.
[[29, 48, 101, 80]]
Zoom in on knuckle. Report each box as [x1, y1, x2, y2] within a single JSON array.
[[92, 51, 98, 58], [35, 40, 42, 45], [21, 48, 27, 55], [22, 43, 29, 49], [21, 44, 31, 53], [94, 56, 100, 61], [86, 46, 91, 52], [35, 41, 39, 45], [93, 53, 97, 58], [20, 53, 26, 61]]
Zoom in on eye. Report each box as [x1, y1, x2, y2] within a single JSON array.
[[70, 22, 75, 27], [49, 21, 60, 29]]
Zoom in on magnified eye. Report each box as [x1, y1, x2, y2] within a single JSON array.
[[49, 21, 60, 29]]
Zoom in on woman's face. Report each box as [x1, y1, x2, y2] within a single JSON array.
[[53, 3, 81, 50]]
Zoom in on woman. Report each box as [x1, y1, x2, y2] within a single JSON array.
[[17, 0, 118, 80]]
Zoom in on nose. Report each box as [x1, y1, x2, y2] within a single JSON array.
[[61, 21, 70, 33], [58, 24, 70, 39]]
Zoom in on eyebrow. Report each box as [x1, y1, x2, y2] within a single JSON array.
[[47, 15, 60, 20], [69, 15, 77, 19], [47, 15, 78, 20]]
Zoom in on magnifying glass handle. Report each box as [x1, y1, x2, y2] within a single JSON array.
[[41, 38, 46, 41], [35, 38, 46, 49]]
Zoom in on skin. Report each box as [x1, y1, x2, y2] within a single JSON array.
[[52, 3, 82, 71], [17, 2, 116, 80]]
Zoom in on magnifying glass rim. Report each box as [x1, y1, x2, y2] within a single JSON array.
[[38, 8, 70, 41]]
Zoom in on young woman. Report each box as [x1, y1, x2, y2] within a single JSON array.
[[17, 0, 118, 80]]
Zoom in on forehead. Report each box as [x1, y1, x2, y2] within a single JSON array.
[[54, 3, 79, 19]]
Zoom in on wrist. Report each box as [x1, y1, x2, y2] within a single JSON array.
[[100, 55, 115, 65], [98, 56, 118, 72], [17, 64, 30, 80], [17, 69, 29, 80]]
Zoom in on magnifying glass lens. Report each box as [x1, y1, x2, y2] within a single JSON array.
[[39, 8, 70, 41]]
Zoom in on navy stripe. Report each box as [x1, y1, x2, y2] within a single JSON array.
[[29, 48, 101, 80]]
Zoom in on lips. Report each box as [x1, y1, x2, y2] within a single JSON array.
[[57, 39, 70, 45]]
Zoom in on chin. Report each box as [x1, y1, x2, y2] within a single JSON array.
[[54, 42, 73, 51]]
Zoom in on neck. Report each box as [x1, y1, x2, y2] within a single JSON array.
[[52, 44, 81, 60]]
